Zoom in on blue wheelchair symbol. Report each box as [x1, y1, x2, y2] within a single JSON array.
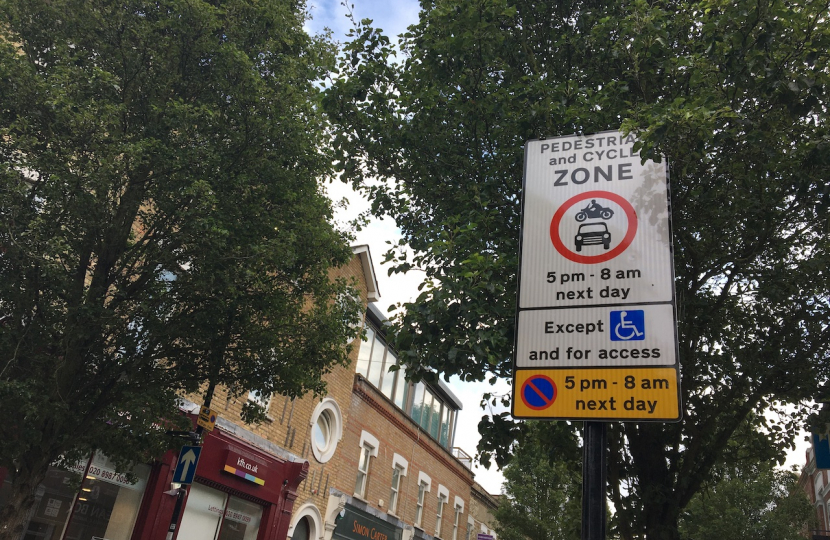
[[610, 310, 645, 341]]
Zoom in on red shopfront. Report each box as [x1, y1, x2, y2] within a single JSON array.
[[0, 425, 307, 540], [137, 426, 308, 540]]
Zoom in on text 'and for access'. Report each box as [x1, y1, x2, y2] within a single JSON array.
[[530, 310, 659, 361]]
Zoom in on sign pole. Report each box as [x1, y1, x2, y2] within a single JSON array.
[[165, 429, 203, 540], [581, 421, 606, 540]]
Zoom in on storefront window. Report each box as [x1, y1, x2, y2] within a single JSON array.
[[1, 452, 150, 540], [178, 483, 263, 540], [219, 496, 262, 540]]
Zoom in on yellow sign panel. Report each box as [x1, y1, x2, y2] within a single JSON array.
[[197, 406, 217, 431], [513, 367, 680, 421]]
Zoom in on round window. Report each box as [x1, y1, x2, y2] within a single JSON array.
[[310, 398, 342, 463], [313, 411, 331, 451]]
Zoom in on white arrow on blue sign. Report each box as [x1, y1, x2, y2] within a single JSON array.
[[173, 445, 202, 484]]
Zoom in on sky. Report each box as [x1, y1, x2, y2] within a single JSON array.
[[303, 0, 812, 495], [303, 0, 512, 496]]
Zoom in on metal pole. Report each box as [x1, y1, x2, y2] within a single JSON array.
[[581, 421, 606, 540], [166, 487, 187, 540], [166, 429, 202, 540]]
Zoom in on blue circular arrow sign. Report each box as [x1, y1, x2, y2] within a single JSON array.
[[521, 375, 557, 410]]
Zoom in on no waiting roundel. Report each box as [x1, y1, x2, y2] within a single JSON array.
[[550, 190, 638, 264], [521, 375, 557, 410]]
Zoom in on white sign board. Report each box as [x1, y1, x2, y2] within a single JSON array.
[[513, 131, 680, 421], [520, 132, 673, 308], [515, 304, 677, 368]]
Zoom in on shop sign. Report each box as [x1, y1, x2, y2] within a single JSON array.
[[68, 452, 147, 491], [334, 505, 401, 540], [223, 449, 266, 486]]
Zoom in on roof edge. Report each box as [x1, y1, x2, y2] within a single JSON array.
[[352, 245, 380, 302]]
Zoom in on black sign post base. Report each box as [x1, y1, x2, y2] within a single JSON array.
[[582, 421, 606, 540]]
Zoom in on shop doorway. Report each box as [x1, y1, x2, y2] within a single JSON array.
[[177, 483, 264, 540]]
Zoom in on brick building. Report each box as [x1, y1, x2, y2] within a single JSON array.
[[800, 438, 830, 540], [0, 246, 500, 540]]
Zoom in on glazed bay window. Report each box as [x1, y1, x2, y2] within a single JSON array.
[[411, 382, 456, 448], [356, 323, 408, 408]]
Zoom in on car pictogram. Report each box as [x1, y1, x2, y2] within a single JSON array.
[[575, 223, 611, 251]]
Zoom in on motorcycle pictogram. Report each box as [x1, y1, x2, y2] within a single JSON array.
[[575, 200, 614, 222]]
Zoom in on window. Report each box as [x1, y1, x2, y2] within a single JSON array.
[[178, 483, 263, 540], [466, 517, 474, 540], [9, 453, 151, 540], [356, 323, 407, 406], [415, 481, 427, 527], [309, 398, 343, 463], [388, 453, 408, 516], [247, 390, 271, 411], [452, 497, 465, 540], [411, 383, 456, 449], [389, 465, 403, 514], [354, 431, 378, 499], [435, 493, 447, 537], [355, 444, 373, 498]]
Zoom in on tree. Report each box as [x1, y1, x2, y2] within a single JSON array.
[[678, 464, 814, 540], [324, 0, 830, 538], [0, 0, 360, 536], [494, 422, 582, 540]]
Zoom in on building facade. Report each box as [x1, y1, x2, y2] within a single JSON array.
[[0, 246, 499, 540], [800, 440, 830, 540]]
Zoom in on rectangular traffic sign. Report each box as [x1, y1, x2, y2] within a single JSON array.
[[519, 133, 673, 309], [197, 406, 217, 432], [172, 445, 202, 485], [513, 368, 680, 420], [513, 131, 680, 421], [515, 304, 677, 368]]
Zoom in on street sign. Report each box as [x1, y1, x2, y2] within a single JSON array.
[[172, 445, 202, 485], [197, 406, 217, 432], [513, 131, 680, 421], [477, 534, 495, 540], [814, 431, 830, 469]]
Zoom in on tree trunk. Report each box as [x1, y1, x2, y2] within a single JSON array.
[[0, 450, 53, 540], [642, 501, 681, 540]]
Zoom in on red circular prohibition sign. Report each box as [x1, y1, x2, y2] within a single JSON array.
[[550, 190, 638, 264]]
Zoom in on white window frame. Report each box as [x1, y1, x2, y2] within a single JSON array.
[[435, 494, 447, 537], [452, 496, 465, 540], [415, 472, 431, 528], [389, 453, 409, 515], [354, 431, 378, 499], [309, 398, 343, 463], [389, 465, 404, 515], [435, 484, 449, 537], [466, 517, 474, 540]]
